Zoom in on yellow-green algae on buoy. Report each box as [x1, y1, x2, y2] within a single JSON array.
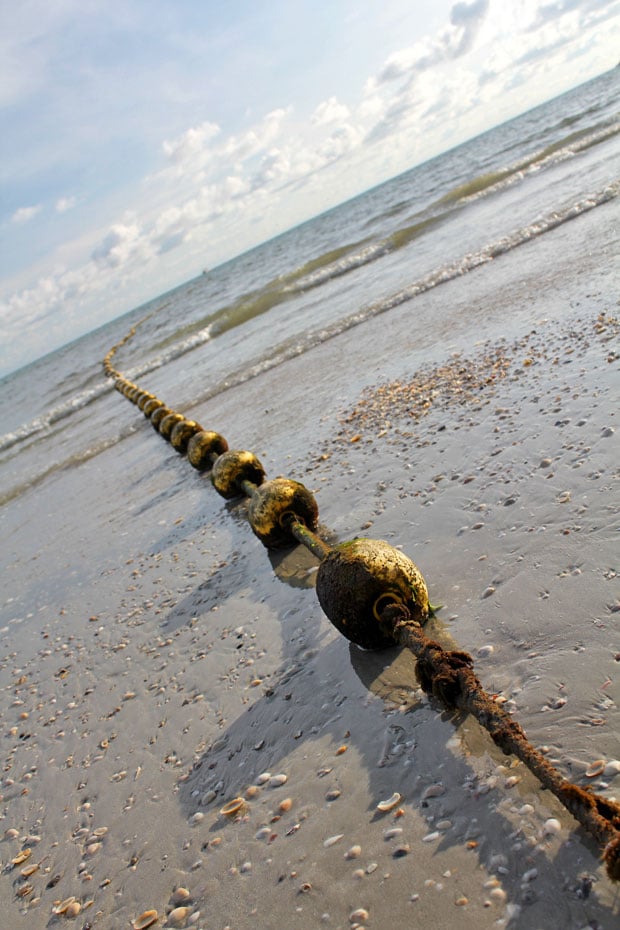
[[316, 537, 429, 650]]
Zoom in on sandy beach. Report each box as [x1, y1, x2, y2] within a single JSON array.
[[1, 201, 619, 930]]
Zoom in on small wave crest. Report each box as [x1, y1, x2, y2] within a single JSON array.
[[121, 323, 214, 382], [0, 380, 114, 454], [439, 120, 620, 206], [175, 180, 619, 416]]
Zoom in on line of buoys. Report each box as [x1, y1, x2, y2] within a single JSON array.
[[103, 330, 620, 882]]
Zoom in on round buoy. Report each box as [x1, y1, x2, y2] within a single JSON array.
[[137, 392, 155, 411], [159, 412, 186, 439], [150, 406, 172, 430], [211, 450, 265, 499], [248, 477, 319, 548], [187, 431, 229, 470], [143, 398, 164, 418], [315, 538, 429, 650], [170, 419, 202, 453]]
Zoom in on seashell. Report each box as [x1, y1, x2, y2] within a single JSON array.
[[585, 759, 605, 778], [220, 797, 246, 818], [542, 818, 561, 837], [268, 773, 288, 788], [335, 745, 348, 755], [132, 911, 159, 930], [166, 906, 190, 926], [5, 828, 19, 840], [345, 845, 362, 859], [325, 789, 341, 801], [245, 785, 260, 799], [65, 900, 82, 918], [256, 772, 271, 784], [422, 783, 444, 799], [604, 760, 620, 777], [349, 908, 369, 923], [52, 897, 77, 915], [171, 887, 191, 906], [278, 798, 293, 813], [21, 863, 39, 877], [12, 849, 31, 865], [188, 812, 204, 826], [323, 834, 344, 848], [16, 883, 34, 897], [377, 792, 402, 812], [383, 827, 403, 840]]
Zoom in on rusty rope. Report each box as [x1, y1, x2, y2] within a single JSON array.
[[379, 604, 620, 882]]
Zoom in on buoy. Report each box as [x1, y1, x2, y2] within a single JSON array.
[[170, 419, 202, 453], [211, 450, 266, 499], [150, 406, 172, 429], [187, 430, 229, 470], [316, 538, 429, 650], [158, 412, 185, 439], [248, 477, 319, 548]]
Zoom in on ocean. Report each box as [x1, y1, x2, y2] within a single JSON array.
[[0, 67, 619, 929], [1, 67, 618, 508]]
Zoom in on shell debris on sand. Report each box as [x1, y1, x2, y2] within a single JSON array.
[[376, 792, 402, 812], [132, 911, 159, 930]]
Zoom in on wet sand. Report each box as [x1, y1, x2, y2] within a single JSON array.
[[1, 204, 619, 929]]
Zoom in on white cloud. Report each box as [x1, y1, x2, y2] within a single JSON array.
[[11, 204, 42, 224], [91, 218, 148, 269], [372, 0, 490, 86], [312, 97, 352, 125], [162, 120, 221, 168], [55, 196, 77, 213]]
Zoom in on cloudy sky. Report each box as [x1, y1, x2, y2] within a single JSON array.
[[1, 0, 618, 375]]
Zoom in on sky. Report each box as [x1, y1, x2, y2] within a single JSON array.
[[1, 0, 618, 376]]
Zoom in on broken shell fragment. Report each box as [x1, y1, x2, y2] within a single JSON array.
[[585, 759, 605, 778], [377, 792, 402, 812], [219, 797, 246, 818], [12, 849, 31, 866], [132, 911, 159, 930], [52, 896, 77, 915]]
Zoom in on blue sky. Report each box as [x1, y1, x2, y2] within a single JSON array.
[[1, 0, 618, 375]]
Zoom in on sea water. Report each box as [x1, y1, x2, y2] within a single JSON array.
[[1, 66, 618, 509]]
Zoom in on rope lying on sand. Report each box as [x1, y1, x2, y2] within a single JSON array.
[[103, 326, 620, 882]]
